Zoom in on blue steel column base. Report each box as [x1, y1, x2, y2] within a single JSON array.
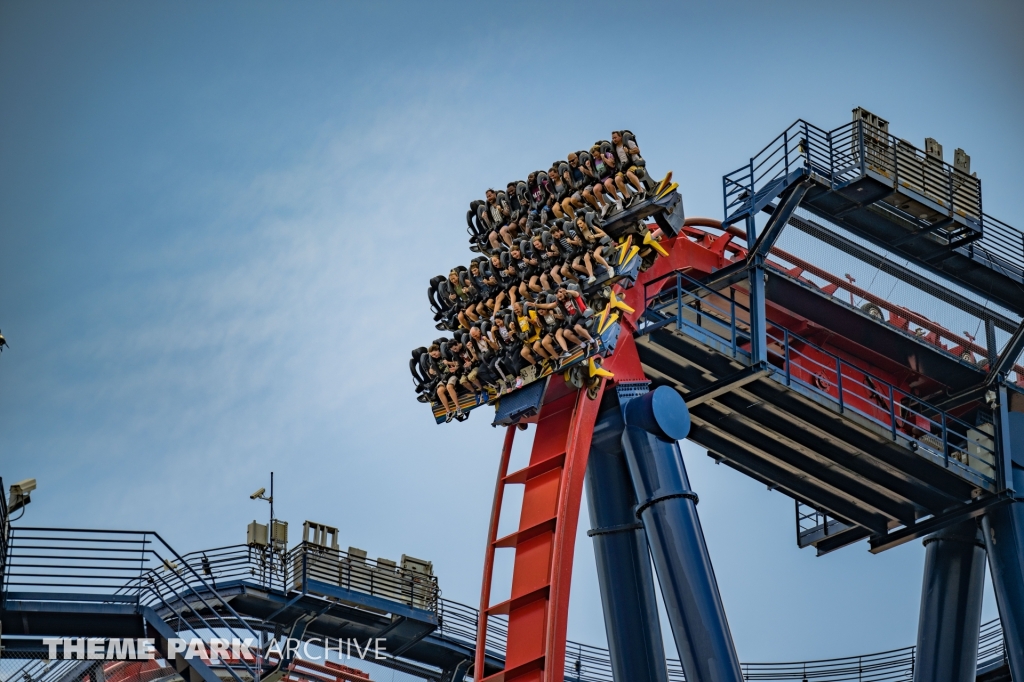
[[585, 394, 669, 682], [621, 387, 743, 682], [982, 410, 1024, 681], [913, 520, 987, 682], [982, 408, 1024, 682]]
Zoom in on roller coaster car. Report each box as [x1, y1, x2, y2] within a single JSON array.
[[428, 313, 624, 425], [600, 184, 684, 240]]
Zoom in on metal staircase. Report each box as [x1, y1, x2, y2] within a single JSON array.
[[0, 524, 262, 682]]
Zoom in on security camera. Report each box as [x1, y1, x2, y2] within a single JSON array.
[[250, 487, 266, 500], [8, 478, 37, 514], [11, 479, 36, 496]]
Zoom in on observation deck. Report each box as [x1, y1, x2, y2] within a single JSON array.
[[722, 110, 1024, 316]]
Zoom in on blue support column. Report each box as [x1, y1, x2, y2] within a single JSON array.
[[982, 409, 1024, 680], [912, 521, 987, 682], [620, 387, 743, 682], [585, 397, 669, 682]]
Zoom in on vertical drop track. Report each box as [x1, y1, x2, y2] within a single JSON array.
[[474, 384, 606, 682]]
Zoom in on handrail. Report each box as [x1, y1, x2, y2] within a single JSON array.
[[1, 527, 1007, 681], [4, 527, 262, 682], [723, 117, 1024, 281], [435, 595, 1006, 682], [639, 268, 999, 484], [0, 476, 9, 605]]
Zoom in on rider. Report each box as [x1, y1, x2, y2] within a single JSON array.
[[612, 131, 646, 201]]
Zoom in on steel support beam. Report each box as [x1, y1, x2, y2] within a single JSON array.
[[585, 399, 669, 682], [986, 321, 1024, 385], [620, 387, 743, 682], [681, 365, 770, 407], [783, 213, 1018, 334], [749, 181, 811, 260], [982, 411, 1024, 682], [748, 255, 767, 365], [913, 521, 987, 682], [868, 495, 1010, 554]]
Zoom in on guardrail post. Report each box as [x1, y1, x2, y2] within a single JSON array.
[[675, 272, 682, 331], [784, 130, 789, 178], [836, 357, 844, 413], [784, 330, 791, 386], [828, 129, 835, 187], [889, 385, 898, 440], [942, 412, 949, 469], [857, 120, 866, 176], [749, 157, 754, 207], [731, 289, 737, 356]]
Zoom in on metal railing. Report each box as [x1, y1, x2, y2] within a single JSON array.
[[722, 118, 1024, 280], [161, 542, 440, 615], [3, 527, 263, 682], [284, 543, 439, 613], [724, 119, 981, 227], [0, 476, 9, 605], [0, 527, 1009, 682], [639, 269, 999, 486], [437, 592, 1005, 682]]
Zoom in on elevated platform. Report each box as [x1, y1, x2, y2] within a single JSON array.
[[636, 266, 1013, 554], [1, 534, 1010, 682], [723, 115, 1024, 316]]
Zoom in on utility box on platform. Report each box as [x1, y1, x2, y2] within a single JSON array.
[[247, 521, 268, 548], [402, 555, 435, 610]]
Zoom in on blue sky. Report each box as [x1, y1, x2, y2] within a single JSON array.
[[1, 0, 1022, 663]]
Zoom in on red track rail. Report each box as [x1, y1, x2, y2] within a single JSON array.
[[474, 309, 668, 681]]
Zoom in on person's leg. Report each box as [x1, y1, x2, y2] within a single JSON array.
[[499, 225, 515, 247], [574, 323, 593, 343], [488, 231, 503, 252], [552, 202, 565, 220], [583, 187, 600, 210], [448, 378, 463, 412], [534, 338, 552, 360], [436, 384, 452, 414], [583, 253, 596, 279], [465, 307, 479, 322], [550, 265, 563, 284], [546, 332, 564, 355], [529, 275, 543, 293], [626, 170, 644, 195], [521, 345, 537, 365], [615, 173, 632, 199], [604, 178, 623, 208], [561, 197, 576, 220], [494, 290, 508, 310], [592, 248, 612, 272], [554, 328, 571, 353]]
